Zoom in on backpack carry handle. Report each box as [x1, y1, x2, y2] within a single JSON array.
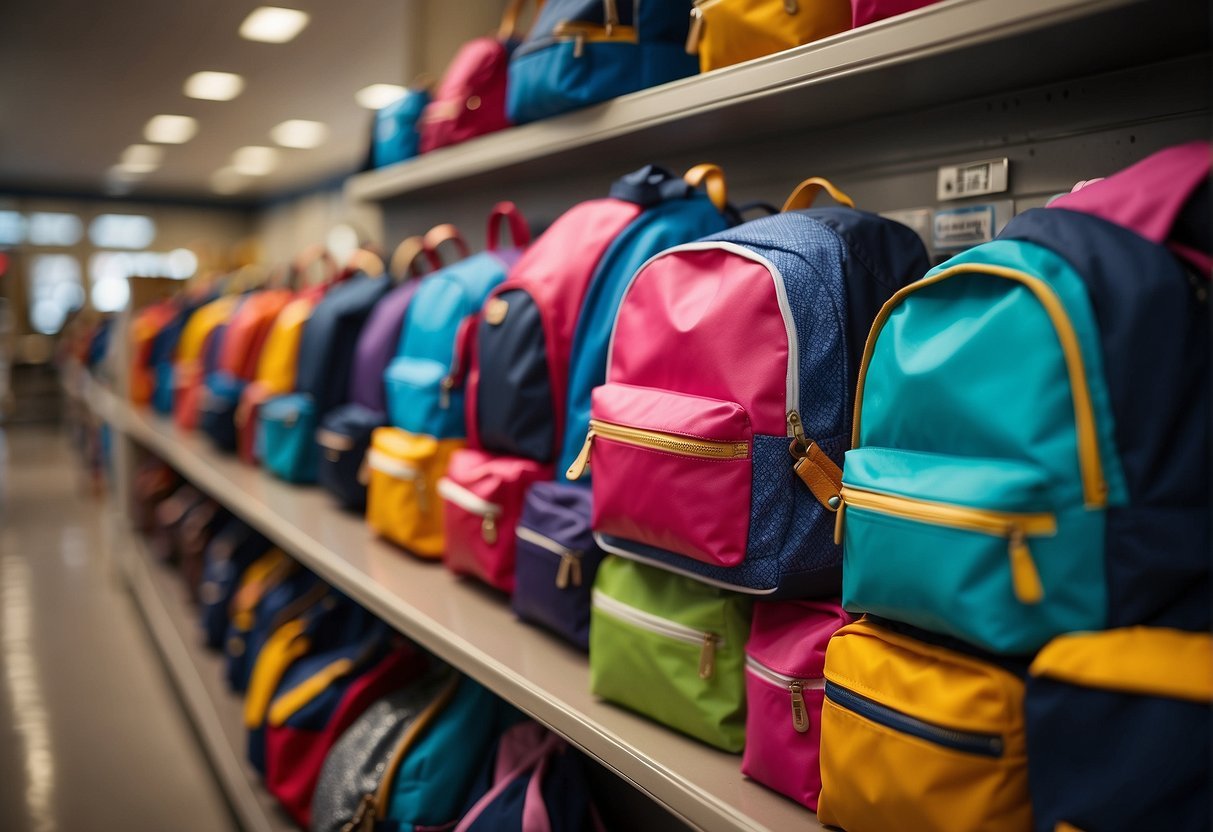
[[347, 247, 386, 277], [487, 201, 532, 251], [423, 223, 471, 266], [497, 0, 543, 41], [684, 163, 730, 213], [782, 177, 855, 212], [389, 235, 441, 281], [291, 244, 339, 288]]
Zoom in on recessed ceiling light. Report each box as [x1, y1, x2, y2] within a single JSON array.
[[184, 71, 245, 101], [144, 114, 198, 144], [211, 167, 247, 195], [232, 146, 279, 176], [270, 119, 329, 149], [355, 84, 407, 110], [119, 144, 163, 173], [239, 7, 310, 43]]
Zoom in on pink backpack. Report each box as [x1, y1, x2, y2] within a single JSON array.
[[850, 0, 938, 27]]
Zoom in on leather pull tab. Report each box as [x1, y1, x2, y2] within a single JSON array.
[[684, 163, 729, 213], [782, 177, 855, 212], [793, 442, 843, 511]]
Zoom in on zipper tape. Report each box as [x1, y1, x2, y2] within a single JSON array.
[[436, 478, 502, 517]]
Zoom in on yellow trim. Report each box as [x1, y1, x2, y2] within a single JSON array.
[[243, 619, 310, 728], [267, 657, 355, 727], [841, 486, 1053, 605], [1030, 628, 1213, 704], [374, 674, 461, 814], [552, 21, 638, 56], [566, 419, 749, 480], [782, 177, 855, 212], [852, 264, 1107, 508], [683, 163, 729, 213]]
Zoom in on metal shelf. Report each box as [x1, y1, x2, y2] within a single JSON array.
[[346, 0, 1200, 205], [95, 386, 816, 832], [122, 523, 297, 832]]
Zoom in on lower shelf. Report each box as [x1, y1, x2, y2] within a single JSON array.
[[122, 526, 296, 832]]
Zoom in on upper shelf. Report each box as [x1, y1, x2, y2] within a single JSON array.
[[91, 383, 818, 832], [346, 0, 1202, 205]]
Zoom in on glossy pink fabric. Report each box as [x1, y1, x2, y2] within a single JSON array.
[[465, 199, 643, 452], [589, 383, 752, 566], [420, 37, 512, 153], [850, 0, 937, 27], [741, 600, 851, 810], [608, 248, 789, 436], [442, 449, 552, 593], [1051, 140, 1211, 275]]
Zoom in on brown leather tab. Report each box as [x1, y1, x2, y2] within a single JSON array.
[[794, 442, 843, 511]]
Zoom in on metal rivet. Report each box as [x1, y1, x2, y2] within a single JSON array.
[[828, 495, 841, 509], [466, 95, 481, 111]]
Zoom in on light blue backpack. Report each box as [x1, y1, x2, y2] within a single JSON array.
[[385, 205, 530, 437]]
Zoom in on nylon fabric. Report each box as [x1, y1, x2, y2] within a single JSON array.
[[693, 0, 851, 72]]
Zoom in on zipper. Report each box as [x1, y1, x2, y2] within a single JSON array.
[[825, 680, 1004, 757], [592, 590, 723, 679], [367, 449, 428, 511], [746, 656, 820, 733], [516, 526, 584, 588], [838, 486, 1052, 604], [371, 673, 461, 821], [606, 242, 801, 438], [316, 428, 354, 462], [552, 21, 638, 58], [566, 418, 749, 481], [436, 478, 502, 545], [853, 263, 1108, 508]]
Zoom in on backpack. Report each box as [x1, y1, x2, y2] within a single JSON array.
[[387, 206, 530, 438], [571, 178, 928, 597], [198, 517, 273, 649], [129, 299, 177, 405], [261, 271, 393, 483], [506, 0, 698, 125], [174, 294, 240, 431], [838, 142, 1210, 654], [315, 232, 453, 510], [454, 721, 604, 832], [202, 288, 293, 452], [150, 289, 214, 414]]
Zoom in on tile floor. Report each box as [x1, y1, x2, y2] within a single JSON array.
[[0, 426, 235, 832]]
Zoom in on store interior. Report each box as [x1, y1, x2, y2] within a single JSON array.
[[1, 1, 1210, 831]]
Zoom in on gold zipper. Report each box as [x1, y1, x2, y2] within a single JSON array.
[[566, 419, 749, 480], [699, 633, 719, 679], [839, 486, 1053, 604], [370, 674, 461, 820], [789, 681, 809, 732], [853, 264, 1107, 508], [552, 21, 638, 58], [556, 553, 582, 589]]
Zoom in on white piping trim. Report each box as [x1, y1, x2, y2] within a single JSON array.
[[366, 449, 421, 480], [591, 590, 722, 647], [593, 532, 777, 596], [436, 478, 501, 516], [516, 525, 578, 558]]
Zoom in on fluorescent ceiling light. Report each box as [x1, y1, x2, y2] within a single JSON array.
[[270, 119, 329, 149], [355, 84, 407, 110], [232, 146, 278, 176], [239, 7, 309, 43], [211, 167, 247, 195], [184, 71, 245, 101], [144, 114, 197, 144], [118, 144, 163, 173]]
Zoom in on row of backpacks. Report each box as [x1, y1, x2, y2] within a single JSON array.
[[371, 0, 938, 167], [130, 141, 1212, 831], [133, 459, 609, 832]]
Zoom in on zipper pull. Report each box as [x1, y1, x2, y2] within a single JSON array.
[[834, 501, 845, 544], [789, 681, 809, 733], [573, 32, 585, 58], [685, 7, 704, 54], [357, 454, 370, 486], [698, 633, 718, 680], [565, 430, 596, 480], [603, 0, 619, 34], [787, 410, 806, 444], [1008, 528, 1044, 604], [439, 376, 453, 409], [481, 513, 498, 545], [784, 0, 799, 13], [556, 552, 582, 589]]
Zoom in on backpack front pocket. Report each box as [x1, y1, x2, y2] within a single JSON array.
[[588, 556, 750, 751], [570, 383, 752, 568], [366, 428, 463, 559], [839, 447, 1105, 654], [259, 393, 319, 483], [817, 618, 1030, 832], [385, 356, 465, 438], [439, 449, 552, 593], [316, 403, 387, 511]]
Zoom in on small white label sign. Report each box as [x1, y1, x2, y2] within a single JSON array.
[[937, 158, 1009, 201], [933, 205, 995, 249]]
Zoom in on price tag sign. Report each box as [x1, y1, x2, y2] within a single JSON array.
[[933, 205, 996, 250]]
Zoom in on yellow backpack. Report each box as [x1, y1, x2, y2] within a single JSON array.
[[687, 0, 852, 73], [254, 294, 318, 395]]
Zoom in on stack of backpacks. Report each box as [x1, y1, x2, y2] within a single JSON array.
[[127, 141, 1211, 831]]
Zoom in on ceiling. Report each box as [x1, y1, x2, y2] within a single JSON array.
[[0, 0, 414, 203]]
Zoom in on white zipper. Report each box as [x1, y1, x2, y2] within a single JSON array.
[[517, 526, 584, 588], [606, 240, 800, 437], [592, 589, 723, 679], [367, 449, 422, 481], [594, 532, 779, 595], [745, 655, 820, 733], [437, 478, 503, 545]]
